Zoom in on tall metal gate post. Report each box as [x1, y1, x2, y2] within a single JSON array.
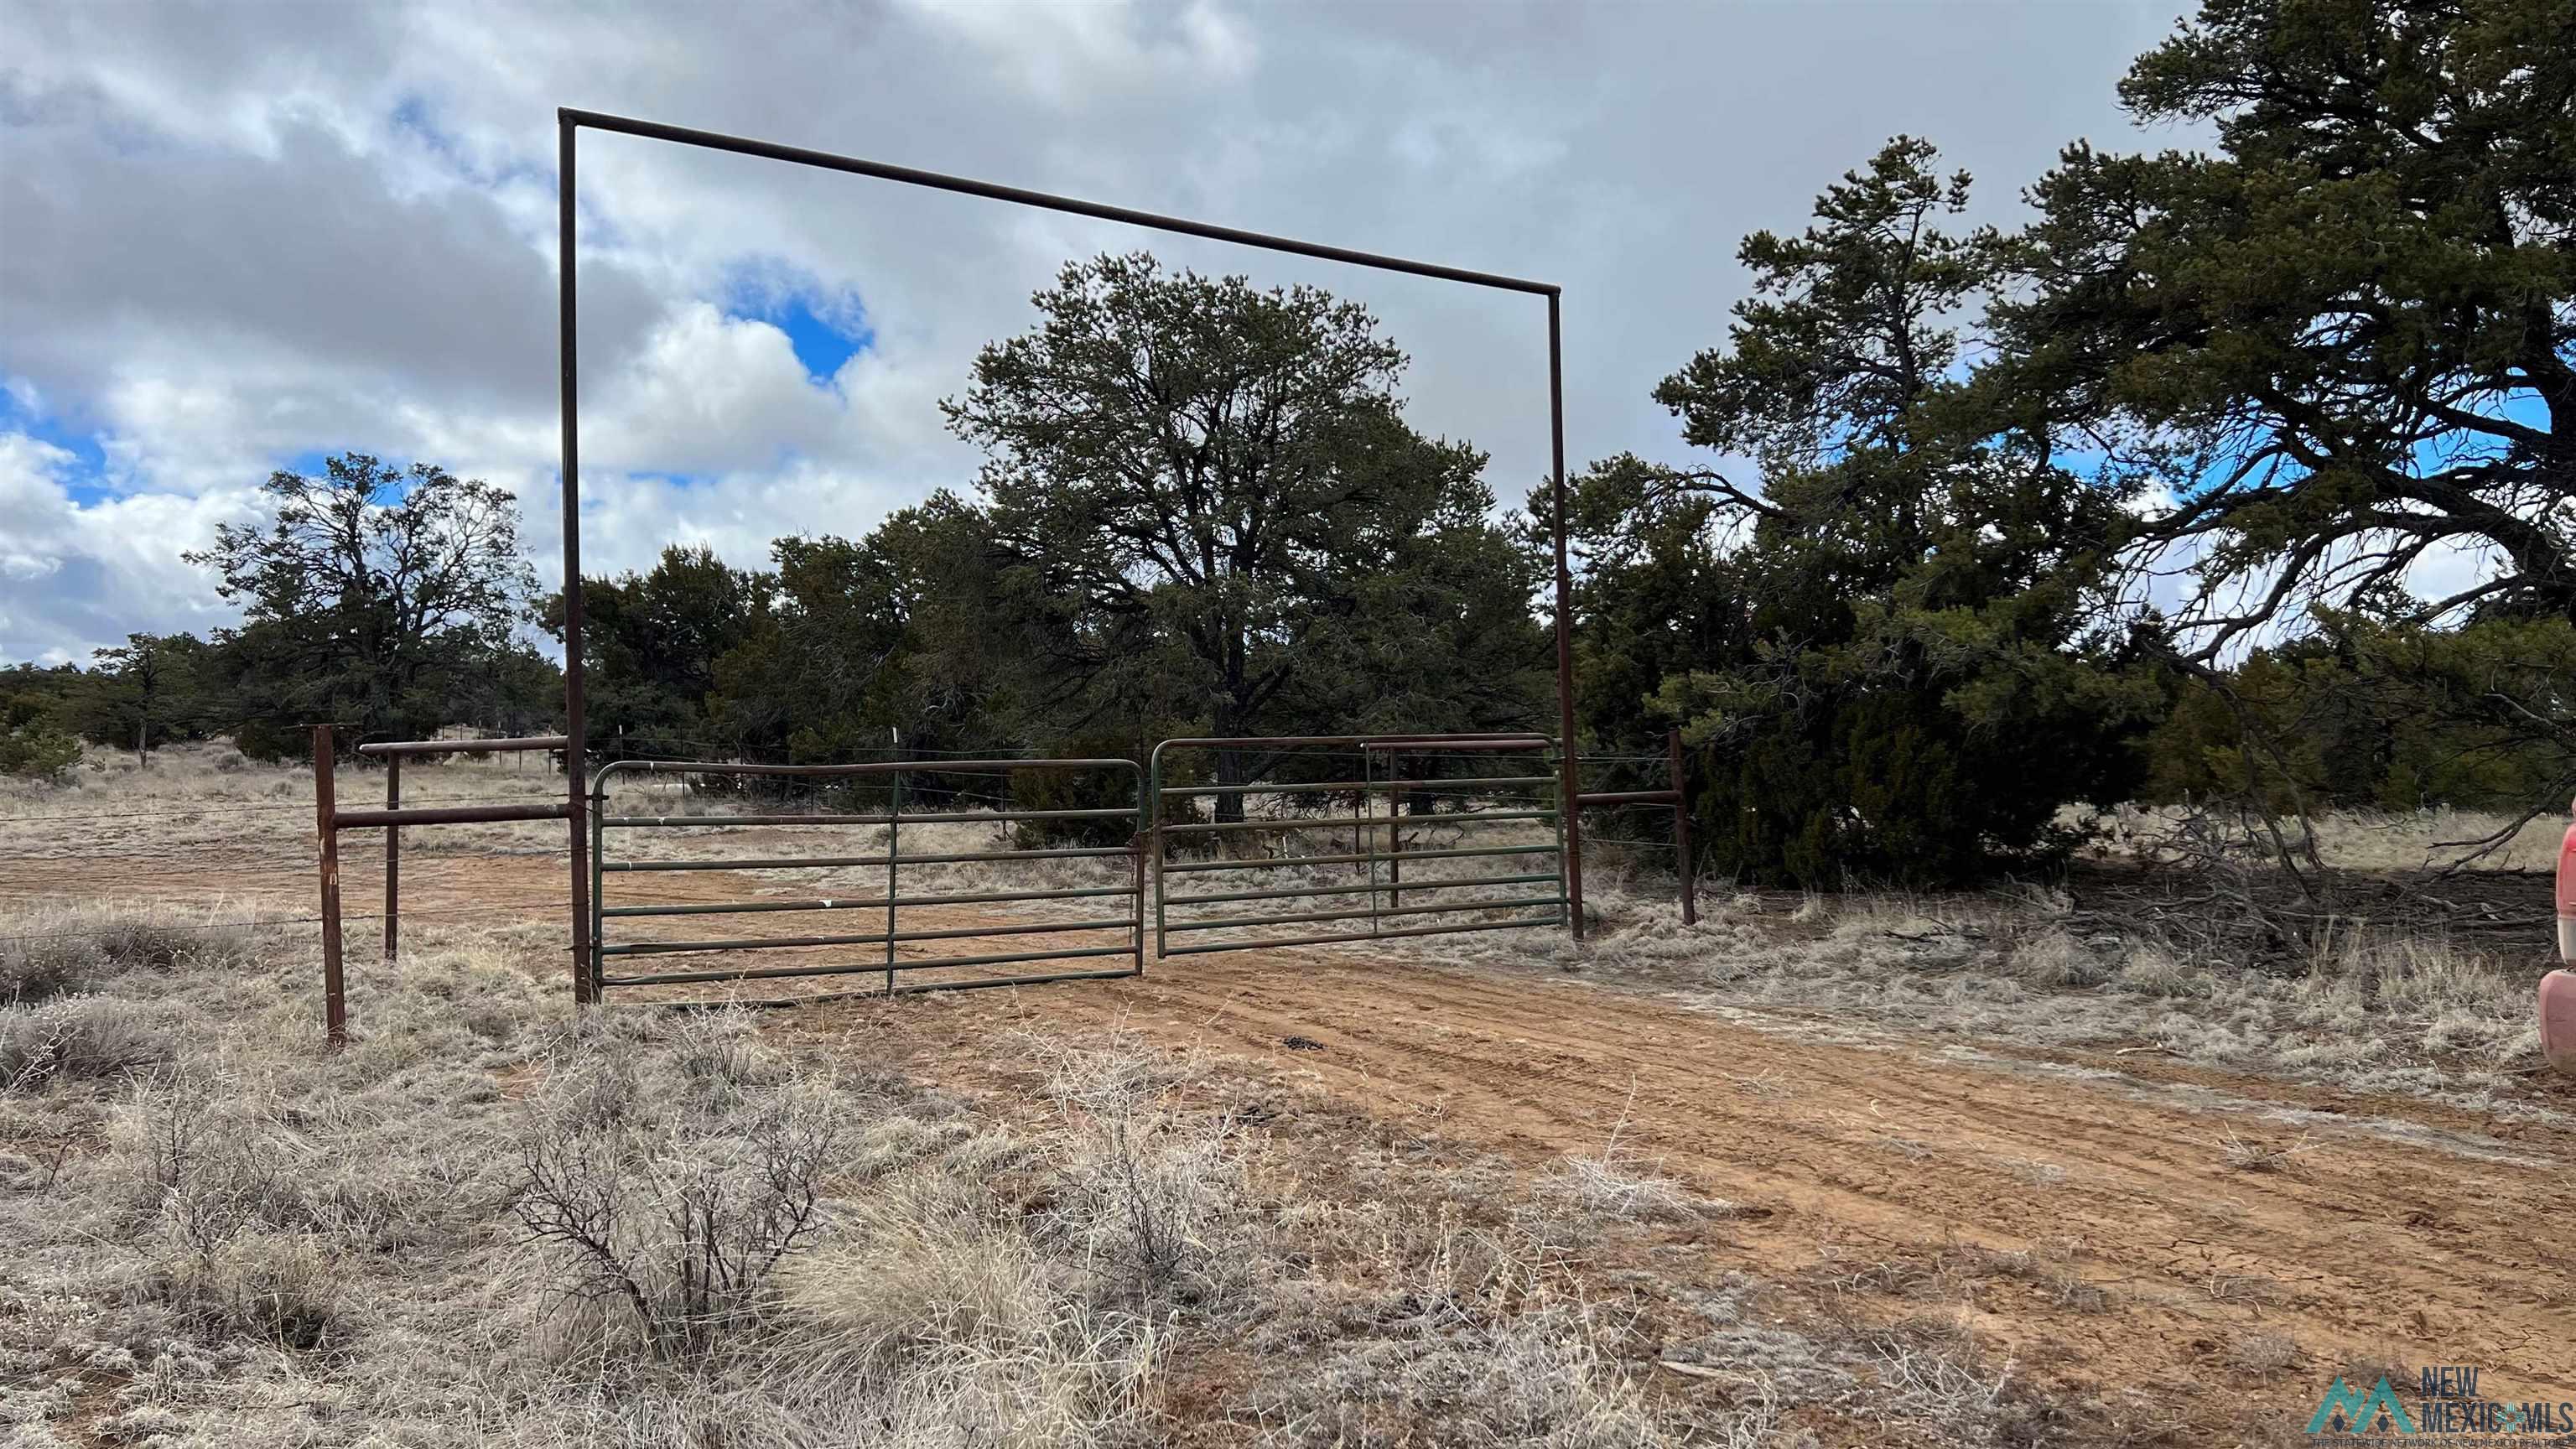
[[312, 724, 347, 1051], [1667, 729, 1696, 926], [1548, 292, 1585, 942], [1148, 747, 1167, 960], [382, 753, 401, 963], [558, 112, 594, 1010], [884, 770, 902, 996], [589, 774, 607, 1000]]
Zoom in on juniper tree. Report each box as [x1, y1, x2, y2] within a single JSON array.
[[947, 252, 1541, 816], [1562, 140, 2158, 885]]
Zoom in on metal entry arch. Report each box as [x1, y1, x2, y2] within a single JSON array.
[[1146, 733, 1570, 958], [589, 756, 1147, 999], [554, 109, 1600, 1021]]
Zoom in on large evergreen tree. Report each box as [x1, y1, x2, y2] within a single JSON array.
[[1565, 140, 2158, 884], [554, 545, 774, 757], [947, 252, 1543, 813], [2000, 0, 2576, 652], [189, 454, 539, 744]]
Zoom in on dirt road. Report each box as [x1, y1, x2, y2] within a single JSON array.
[[806, 945, 2572, 1436], [16, 840, 2572, 1441]]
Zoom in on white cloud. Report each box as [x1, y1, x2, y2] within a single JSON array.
[[0, 432, 261, 662], [0, 0, 2180, 662]]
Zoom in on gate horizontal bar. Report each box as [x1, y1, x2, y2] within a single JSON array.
[[602, 844, 1134, 873], [1159, 843, 1560, 873], [1154, 733, 1549, 750], [599, 943, 1137, 986], [358, 735, 568, 756], [1163, 872, 1563, 907], [1576, 789, 1681, 807], [601, 885, 1134, 917], [1161, 775, 1555, 797], [335, 802, 572, 828], [602, 806, 1131, 828], [600, 917, 1136, 956], [1157, 914, 1561, 956], [600, 756, 1139, 777], [1164, 894, 1564, 934], [1160, 809, 1554, 837]]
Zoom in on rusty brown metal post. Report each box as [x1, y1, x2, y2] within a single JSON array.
[[559, 114, 595, 1007], [313, 725, 346, 1050], [1667, 729, 1696, 926], [382, 753, 401, 962], [884, 770, 901, 997], [1549, 293, 1585, 942]]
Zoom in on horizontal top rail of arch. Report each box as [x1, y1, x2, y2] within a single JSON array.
[[560, 109, 1560, 297]]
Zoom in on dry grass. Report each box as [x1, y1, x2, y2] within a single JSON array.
[[3, 747, 2553, 1443], [2090, 802, 2569, 873], [2217, 1129, 2316, 1175], [1452, 876, 2554, 1114], [3, 900, 1858, 1446]]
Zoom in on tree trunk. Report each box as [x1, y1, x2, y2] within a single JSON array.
[[1214, 746, 1246, 825]]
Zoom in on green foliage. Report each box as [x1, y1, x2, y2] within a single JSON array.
[[1997, 0, 2576, 652], [71, 633, 216, 760], [187, 454, 544, 742], [551, 545, 776, 758], [2145, 613, 2576, 817], [948, 252, 1545, 811], [1558, 139, 2159, 886], [1, 689, 81, 781]]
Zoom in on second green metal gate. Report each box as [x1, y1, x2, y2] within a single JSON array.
[[1147, 735, 1569, 957]]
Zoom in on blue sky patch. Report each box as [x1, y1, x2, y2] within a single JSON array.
[[1, 389, 113, 506], [720, 262, 875, 386]]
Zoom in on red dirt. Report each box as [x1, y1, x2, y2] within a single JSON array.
[[18, 843, 2573, 1442]]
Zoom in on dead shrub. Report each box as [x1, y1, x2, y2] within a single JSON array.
[[512, 1015, 847, 1358], [3, 995, 174, 1089], [119, 1067, 348, 1348], [163, 1230, 340, 1349], [0, 906, 254, 1005], [1033, 1037, 1249, 1308]]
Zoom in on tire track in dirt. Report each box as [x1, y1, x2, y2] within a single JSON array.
[[795, 942, 2573, 1431], [21, 844, 2573, 1435]]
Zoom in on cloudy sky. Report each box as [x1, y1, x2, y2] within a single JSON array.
[[0, 0, 2189, 666]]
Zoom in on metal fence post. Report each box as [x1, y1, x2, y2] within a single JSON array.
[[1386, 750, 1403, 911], [589, 774, 607, 999], [1148, 745, 1166, 960], [313, 725, 346, 1051], [1131, 829, 1149, 977], [884, 770, 902, 997], [382, 752, 401, 963], [1667, 729, 1696, 926]]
